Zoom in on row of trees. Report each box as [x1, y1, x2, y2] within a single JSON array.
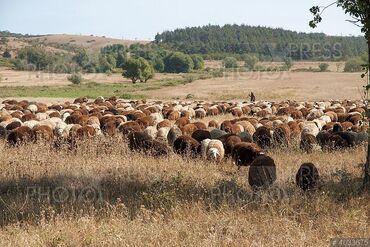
[[6, 43, 204, 83], [155, 24, 367, 61]]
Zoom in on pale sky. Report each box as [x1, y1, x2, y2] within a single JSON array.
[[0, 0, 363, 40]]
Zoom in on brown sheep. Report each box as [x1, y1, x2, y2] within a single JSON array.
[[253, 126, 273, 149], [300, 133, 318, 153], [7, 126, 34, 145], [175, 117, 190, 129], [76, 125, 96, 139], [248, 155, 277, 189], [119, 121, 142, 136], [137, 116, 154, 129], [208, 120, 219, 129], [33, 125, 54, 142], [168, 111, 180, 121], [296, 163, 319, 191], [207, 107, 219, 116], [167, 126, 183, 146], [157, 119, 172, 129], [182, 123, 198, 136], [224, 135, 242, 157], [193, 121, 207, 130]]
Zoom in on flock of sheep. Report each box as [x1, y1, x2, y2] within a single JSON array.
[[0, 96, 367, 191]]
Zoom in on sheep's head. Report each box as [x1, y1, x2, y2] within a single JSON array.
[[207, 147, 220, 161]]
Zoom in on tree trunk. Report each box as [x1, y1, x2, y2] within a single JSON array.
[[365, 37, 370, 187]]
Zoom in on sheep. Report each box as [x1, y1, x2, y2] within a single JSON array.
[[300, 133, 320, 153], [156, 127, 171, 143], [144, 126, 158, 140], [182, 123, 198, 136], [296, 163, 319, 191], [205, 139, 225, 162], [301, 121, 320, 137], [7, 126, 34, 146], [191, 129, 211, 143], [167, 126, 183, 146], [33, 125, 54, 142], [210, 129, 227, 140], [223, 135, 242, 157], [173, 136, 201, 158], [232, 142, 263, 167], [0, 126, 7, 139], [248, 155, 277, 189], [200, 139, 212, 159], [253, 126, 273, 149]]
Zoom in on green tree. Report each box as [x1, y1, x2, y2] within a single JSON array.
[[164, 52, 194, 73], [152, 57, 165, 72], [319, 63, 329, 72], [2, 49, 11, 58], [17, 46, 53, 70], [223, 57, 238, 68], [191, 54, 204, 70], [138, 57, 154, 82], [72, 49, 89, 68], [310, 0, 370, 186], [244, 54, 258, 70], [122, 57, 154, 83]]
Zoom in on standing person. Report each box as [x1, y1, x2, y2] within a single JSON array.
[[249, 92, 256, 102]]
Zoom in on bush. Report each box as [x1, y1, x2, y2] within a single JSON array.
[[67, 73, 83, 85], [2, 49, 11, 58], [244, 54, 258, 70], [344, 57, 366, 72], [283, 58, 293, 70], [152, 57, 165, 72], [319, 63, 329, 72], [190, 54, 204, 70], [164, 52, 194, 73], [223, 57, 238, 68]]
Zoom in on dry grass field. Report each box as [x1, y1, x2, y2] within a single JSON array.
[[0, 65, 365, 102], [0, 137, 368, 246]]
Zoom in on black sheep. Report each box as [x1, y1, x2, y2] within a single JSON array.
[[0, 126, 7, 140], [296, 163, 319, 191], [191, 129, 211, 143], [248, 155, 277, 189], [173, 136, 201, 158], [232, 142, 263, 167]]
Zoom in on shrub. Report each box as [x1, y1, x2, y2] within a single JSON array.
[[283, 58, 293, 70], [244, 54, 258, 70], [164, 52, 194, 73], [190, 54, 204, 70], [2, 49, 11, 58], [67, 73, 83, 85], [223, 57, 238, 68], [344, 57, 366, 72], [319, 63, 329, 72]]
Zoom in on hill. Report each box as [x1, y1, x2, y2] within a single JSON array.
[[155, 24, 367, 60]]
